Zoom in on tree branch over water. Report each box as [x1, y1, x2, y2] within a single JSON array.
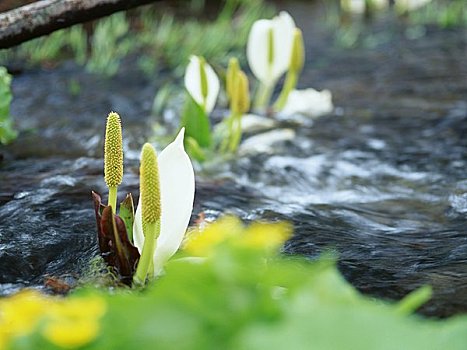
[[0, 0, 161, 49]]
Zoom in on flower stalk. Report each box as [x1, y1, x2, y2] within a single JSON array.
[[253, 81, 274, 111]]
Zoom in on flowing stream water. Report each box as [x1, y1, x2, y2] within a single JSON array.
[[0, 1, 466, 317]]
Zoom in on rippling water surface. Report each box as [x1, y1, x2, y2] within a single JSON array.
[[0, 1, 466, 317]]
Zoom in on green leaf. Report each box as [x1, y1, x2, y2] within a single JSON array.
[[181, 94, 212, 148], [119, 193, 135, 243]]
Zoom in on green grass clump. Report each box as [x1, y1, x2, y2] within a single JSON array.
[[408, 0, 467, 28], [0, 67, 17, 144]]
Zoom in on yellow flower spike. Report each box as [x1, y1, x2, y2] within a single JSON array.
[[104, 112, 123, 188], [140, 143, 161, 225], [104, 112, 124, 212], [267, 27, 275, 65], [226, 57, 240, 102], [290, 28, 305, 74], [199, 57, 209, 102], [222, 68, 250, 153], [134, 143, 162, 285], [233, 70, 250, 115]]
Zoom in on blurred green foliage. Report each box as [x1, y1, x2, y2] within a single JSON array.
[[0, 67, 17, 144], [3, 217, 467, 349], [86, 13, 132, 76], [0, 0, 272, 77], [407, 0, 467, 28]]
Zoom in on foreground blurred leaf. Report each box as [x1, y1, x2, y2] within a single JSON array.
[[5, 218, 467, 350]]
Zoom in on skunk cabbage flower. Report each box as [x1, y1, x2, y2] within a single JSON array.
[[133, 128, 195, 276], [247, 12, 296, 86], [184, 55, 220, 114], [341, 0, 387, 14]]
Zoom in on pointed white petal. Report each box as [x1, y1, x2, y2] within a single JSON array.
[[247, 19, 273, 84], [184, 56, 204, 107], [204, 63, 220, 114], [153, 128, 195, 275], [271, 11, 296, 81], [133, 195, 144, 254]]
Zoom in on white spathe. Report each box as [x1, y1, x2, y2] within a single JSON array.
[[247, 11, 296, 86], [341, 0, 388, 14], [184, 55, 220, 114], [133, 128, 195, 276], [281, 88, 333, 117]]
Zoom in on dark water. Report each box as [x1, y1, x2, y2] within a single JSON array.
[[1, 1, 466, 317]]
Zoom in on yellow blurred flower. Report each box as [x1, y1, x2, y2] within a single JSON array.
[[0, 290, 106, 349], [43, 320, 100, 349], [0, 290, 50, 348], [184, 216, 242, 256], [239, 221, 292, 251], [183, 216, 292, 256], [42, 296, 107, 348]]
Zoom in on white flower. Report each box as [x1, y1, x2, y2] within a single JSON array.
[[246, 11, 296, 86], [133, 128, 195, 276], [184, 55, 220, 114], [341, 0, 388, 14], [281, 88, 333, 117]]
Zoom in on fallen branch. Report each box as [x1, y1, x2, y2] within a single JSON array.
[[0, 0, 161, 49]]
